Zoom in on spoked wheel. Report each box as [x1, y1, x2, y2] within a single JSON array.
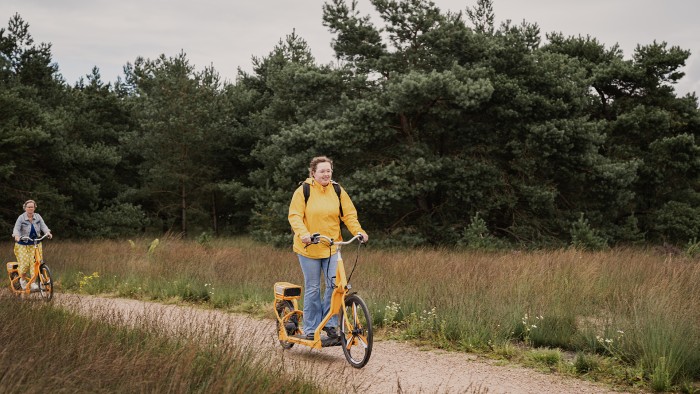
[[276, 300, 299, 349], [340, 294, 373, 368], [38, 264, 53, 301], [9, 272, 22, 291]]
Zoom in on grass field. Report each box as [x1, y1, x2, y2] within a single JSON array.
[[0, 295, 322, 393], [3, 236, 698, 392]]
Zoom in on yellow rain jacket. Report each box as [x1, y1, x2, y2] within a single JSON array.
[[288, 178, 365, 259]]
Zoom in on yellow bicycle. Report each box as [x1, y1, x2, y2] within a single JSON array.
[[274, 233, 373, 368], [6, 234, 54, 301]]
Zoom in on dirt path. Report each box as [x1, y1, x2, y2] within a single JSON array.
[[51, 293, 632, 394]]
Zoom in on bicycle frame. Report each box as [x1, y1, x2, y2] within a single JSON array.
[[274, 234, 359, 349], [6, 234, 51, 297]]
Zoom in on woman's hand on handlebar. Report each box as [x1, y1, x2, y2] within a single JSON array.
[[302, 232, 366, 246], [359, 232, 369, 243]]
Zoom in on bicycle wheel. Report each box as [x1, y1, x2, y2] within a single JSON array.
[[340, 294, 373, 368], [275, 300, 299, 349], [38, 264, 53, 301], [9, 271, 22, 291]]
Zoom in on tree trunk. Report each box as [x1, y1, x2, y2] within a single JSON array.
[[399, 113, 414, 144], [180, 180, 187, 236], [211, 191, 218, 236]]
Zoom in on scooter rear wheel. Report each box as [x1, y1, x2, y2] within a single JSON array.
[[276, 300, 299, 349], [9, 272, 22, 291]]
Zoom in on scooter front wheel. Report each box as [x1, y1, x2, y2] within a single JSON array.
[[340, 294, 373, 368], [38, 264, 53, 301]]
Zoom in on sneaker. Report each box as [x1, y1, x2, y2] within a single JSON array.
[[19, 278, 28, 290], [305, 333, 315, 340], [323, 326, 339, 339], [30, 282, 39, 292]]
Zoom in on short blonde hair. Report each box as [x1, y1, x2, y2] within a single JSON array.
[[309, 156, 333, 177], [23, 200, 37, 210]]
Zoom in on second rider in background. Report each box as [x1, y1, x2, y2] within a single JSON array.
[[288, 156, 368, 340], [12, 199, 52, 291]]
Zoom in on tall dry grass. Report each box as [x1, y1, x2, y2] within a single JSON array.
[[0, 294, 322, 393], [16, 237, 700, 389]]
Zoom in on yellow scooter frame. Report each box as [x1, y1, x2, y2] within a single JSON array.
[[273, 233, 373, 368]]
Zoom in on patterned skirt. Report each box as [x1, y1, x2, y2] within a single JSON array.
[[14, 243, 42, 277]]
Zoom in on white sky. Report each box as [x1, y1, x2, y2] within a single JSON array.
[[2, 0, 699, 96]]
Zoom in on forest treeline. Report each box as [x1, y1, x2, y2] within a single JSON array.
[[1, 0, 699, 248]]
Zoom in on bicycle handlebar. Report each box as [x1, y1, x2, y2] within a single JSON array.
[[310, 233, 365, 246], [19, 234, 50, 243]]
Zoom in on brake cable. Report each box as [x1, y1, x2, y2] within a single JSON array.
[[346, 240, 363, 283]]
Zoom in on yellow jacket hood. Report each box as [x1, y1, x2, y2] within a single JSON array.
[[288, 178, 364, 258]]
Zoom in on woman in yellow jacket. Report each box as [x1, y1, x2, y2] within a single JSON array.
[[288, 156, 368, 340]]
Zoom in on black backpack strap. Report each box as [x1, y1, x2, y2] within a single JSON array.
[[332, 181, 344, 218], [303, 183, 310, 205]]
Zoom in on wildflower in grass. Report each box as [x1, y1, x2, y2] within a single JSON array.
[[402, 307, 444, 340], [78, 271, 100, 292], [383, 301, 401, 328], [596, 330, 626, 360], [521, 313, 542, 346]]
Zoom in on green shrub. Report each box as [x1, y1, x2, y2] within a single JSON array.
[[528, 348, 562, 367], [525, 314, 577, 349], [611, 213, 646, 245], [653, 201, 700, 243], [196, 231, 213, 248], [650, 356, 673, 392], [574, 351, 599, 373], [685, 237, 700, 258], [77, 203, 148, 238], [570, 213, 607, 250], [458, 212, 507, 251]]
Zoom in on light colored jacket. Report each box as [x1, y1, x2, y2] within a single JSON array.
[[288, 178, 365, 259], [12, 212, 51, 241]]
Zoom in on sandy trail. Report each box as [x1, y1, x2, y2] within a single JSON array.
[[45, 293, 634, 394]]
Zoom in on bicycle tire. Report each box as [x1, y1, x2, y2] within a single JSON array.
[[275, 300, 299, 349], [340, 294, 373, 368], [38, 264, 53, 301]]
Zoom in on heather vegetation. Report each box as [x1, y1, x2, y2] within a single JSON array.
[[0, 293, 322, 393], [5, 237, 694, 392]]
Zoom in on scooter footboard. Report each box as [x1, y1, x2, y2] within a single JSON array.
[[6, 262, 18, 273], [274, 281, 302, 300]]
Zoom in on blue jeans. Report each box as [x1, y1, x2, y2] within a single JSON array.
[[298, 253, 339, 335]]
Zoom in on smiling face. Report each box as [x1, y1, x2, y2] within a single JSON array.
[[313, 161, 333, 186]]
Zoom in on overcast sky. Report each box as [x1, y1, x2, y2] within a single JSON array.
[[2, 0, 699, 96]]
